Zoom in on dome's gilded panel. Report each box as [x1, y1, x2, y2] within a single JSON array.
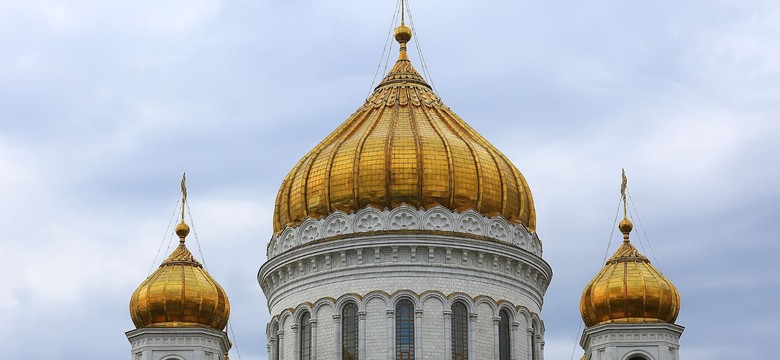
[[273, 27, 535, 234]]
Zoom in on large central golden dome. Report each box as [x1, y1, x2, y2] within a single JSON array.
[[273, 25, 535, 233]]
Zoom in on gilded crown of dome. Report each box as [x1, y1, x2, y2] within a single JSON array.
[[273, 25, 535, 234], [580, 218, 680, 327], [129, 220, 230, 330]]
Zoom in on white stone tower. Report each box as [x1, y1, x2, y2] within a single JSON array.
[[127, 178, 232, 360], [258, 9, 552, 360], [579, 176, 683, 360]]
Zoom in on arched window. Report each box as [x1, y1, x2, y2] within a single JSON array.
[[498, 309, 511, 360], [342, 302, 359, 360], [396, 299, 415, 360], [627, 356, 648, 360], [273, 322, 280, 360], [300, 312, 312, 360], [451, 302, 468, 360]]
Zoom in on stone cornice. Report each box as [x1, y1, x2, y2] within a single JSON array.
[[125, 326, 231, 353], [579, 322, 685, 348], [267, 205, 541, 260], [259, 233, 552, 311]]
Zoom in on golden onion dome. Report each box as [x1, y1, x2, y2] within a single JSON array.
[[129, 221, 230, 330], [394, 24, 412, 43], [273, 25, 536, 233], [580, 218, 680, 327]]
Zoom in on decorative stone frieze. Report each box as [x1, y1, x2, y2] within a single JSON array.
[[267, 204, 541, 259], [259, 231, 552, 317]]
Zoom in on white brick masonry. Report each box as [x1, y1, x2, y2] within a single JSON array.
[[259, 207, 551, 360], [580, 323, 684, 360], [126, 327, 231, 360]]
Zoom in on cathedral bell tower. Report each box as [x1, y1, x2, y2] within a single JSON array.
[[579, 172, 683, 360], [127, 175, 232, 360]]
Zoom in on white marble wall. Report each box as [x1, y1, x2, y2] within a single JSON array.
[[126, 327, 230, 360], [265, 291, 545, 360], [580, 323, 684, 360], [260, 206, 551, 360]]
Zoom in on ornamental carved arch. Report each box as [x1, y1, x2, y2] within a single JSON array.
[[335, 294, 364, 312], [267, 317, 281, 338], [386, 204, 421, 230], [279, 227, 297, 253], [322, 210, 350, 238], [296, 217, 321, 245], [161, 355, 187, 360], [530, 315, 545, 335], [512, 226, 529, 248], [267, 237, 278, 258], [422, 206, 455, 231], [515, 306, 532, 326], [278, 309, 294, 330], [621, 350, 655, 360], [447, 292, 476, 313], [496, 301, 518, 321], [353, 207, 385, 233], [293, 303, 314, 323], [419, 290, 448, 308], [474, 295, 499, 317], [487, 216, 512, 242], [312, 297, 336, 315], [390, 290, 422, 308], [457, 210, 487, 236], [362, 290, 391, 309]]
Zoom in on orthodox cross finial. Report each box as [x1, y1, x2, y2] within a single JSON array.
[[621, 168, 627, 219], [619, 169, 633, 241], [180, 172, 188, 223], [176, 172, 190, 243]]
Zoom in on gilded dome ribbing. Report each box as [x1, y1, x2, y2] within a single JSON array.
[[273, 26, 535, 233], [129, 222, 230, 330], [580, 218, 680, 327]]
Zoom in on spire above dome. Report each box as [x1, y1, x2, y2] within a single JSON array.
[[375, 24, 429, 89], [580, 171, 680, 327], [129, 174, 230, 330], [273, 10, 535, 234]]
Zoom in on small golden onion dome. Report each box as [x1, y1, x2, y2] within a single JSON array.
[[618, 218, 633, 235], [175, 222, 190, 238], [580, 219, 680, 327], [273, 25, 535, 234], [129, 223, 230, 330], [394, 24, 412, 43]]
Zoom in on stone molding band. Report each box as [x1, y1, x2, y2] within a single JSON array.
[[259, 234, 552, 311], [268, 204, 541, 259]]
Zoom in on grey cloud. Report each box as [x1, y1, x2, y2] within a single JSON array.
[[0, 1, 777, 359]]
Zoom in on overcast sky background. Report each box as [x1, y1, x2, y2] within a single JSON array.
[[0, 0, 778, 359]]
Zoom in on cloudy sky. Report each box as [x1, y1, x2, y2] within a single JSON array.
[[0, 0, 777, 359]]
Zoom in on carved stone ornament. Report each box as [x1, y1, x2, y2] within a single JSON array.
[[267, 204, 541, 259]]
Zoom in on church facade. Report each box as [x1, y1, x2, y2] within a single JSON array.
[[125, 9, 683, 360]]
